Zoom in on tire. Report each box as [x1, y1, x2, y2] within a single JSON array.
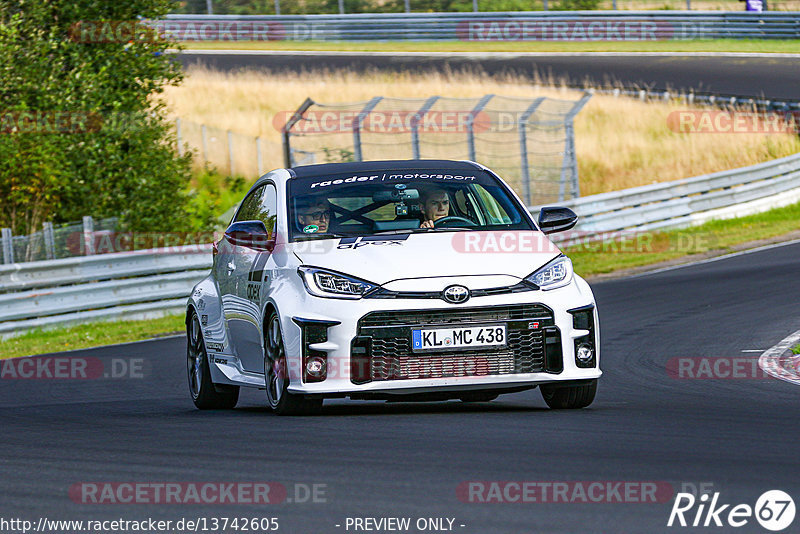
[[540, 379, 597, 409], [264, 312, 323, 416], [187, 311, 239, 409]]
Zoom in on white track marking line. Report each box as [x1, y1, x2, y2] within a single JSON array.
[[741, 350, 764, 353], [625, 238, 800, 279], [758, 329, 800, 386]]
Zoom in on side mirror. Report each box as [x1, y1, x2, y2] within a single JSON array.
[[537, 207, 578, 234], [224, 220, 275, 251]]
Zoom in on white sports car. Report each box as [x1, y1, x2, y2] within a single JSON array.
[[187, 160, 600, 414]]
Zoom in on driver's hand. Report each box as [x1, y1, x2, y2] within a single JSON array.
[[421, 219, 435, 228]]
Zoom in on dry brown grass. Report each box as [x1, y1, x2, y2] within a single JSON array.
[[162, 67, 800, 195]]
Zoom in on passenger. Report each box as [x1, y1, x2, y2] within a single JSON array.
[[419, 188, 450, 228], [296, 198, 332, 233]]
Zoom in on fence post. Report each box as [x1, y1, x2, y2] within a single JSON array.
[[410, 96, 440, 160], [43, 222, 55, 260], [561, 92, 592, 201], [353, 97, 383, 163], [1, 228, 13, 264], [518, 98, 545, 207], [176, 118, 183, 157], [227, 130, 235, 176], [282, 97, 315, 168], [256, 136, 264, 176], [201, 124, 209, 164], [467, 94, 494, 163], [82, 216, 95, 256], [274, 0, 280, 15]]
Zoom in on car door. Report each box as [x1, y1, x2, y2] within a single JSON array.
[[225, 183, 278, 373]]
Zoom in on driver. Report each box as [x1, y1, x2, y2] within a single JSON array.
[[419, 188, 450, 228], [296, 197, 332, 234]]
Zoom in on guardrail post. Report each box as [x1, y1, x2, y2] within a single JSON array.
[[43, 222, 55, 260], [1, 228, 13, 264], [82, 216, 95, 256], [518, 98, 545, 207], [561, 92, 592, 200], [176, 118, 183, 156], [201, 124, 209, 165], [353, 97, 383, 162], [274, 0, 280, 15], [467, 94, 494, 162], [256, 136, 264, 176], [410, 96, 440, 160], [227, 130, 235, 176]]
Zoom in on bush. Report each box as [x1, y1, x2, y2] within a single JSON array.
[[0, 0, 202, 235]]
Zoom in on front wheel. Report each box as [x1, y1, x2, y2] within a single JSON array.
[[540, 379, 597, 409], [187, 311, 239, 409], [264, 313, 323, 416]]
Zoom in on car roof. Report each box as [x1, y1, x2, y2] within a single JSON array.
[[289, 159, 484, 178]]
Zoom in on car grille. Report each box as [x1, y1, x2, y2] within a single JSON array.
[[352, 304, 555, 383]]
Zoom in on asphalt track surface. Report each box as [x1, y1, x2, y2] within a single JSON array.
[[2, 242, 800, 534], [178, 51, 800, 101]]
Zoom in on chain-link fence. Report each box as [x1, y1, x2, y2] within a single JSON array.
[[176, 118, 274, 178], [282, 93, 591, 205], [1, 217, 119, 264]]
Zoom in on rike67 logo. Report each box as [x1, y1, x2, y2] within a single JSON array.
[[668, 490, 795, 531]]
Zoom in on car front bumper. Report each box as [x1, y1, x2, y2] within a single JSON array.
[[280, 275, 601, 396]]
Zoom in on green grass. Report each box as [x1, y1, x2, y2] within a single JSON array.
[[569, 200, 800, 276], [0, 314, 186, 360], [180, 39, 800, 54], [5, 200, 800, 359], [792, 344, 800, 355]]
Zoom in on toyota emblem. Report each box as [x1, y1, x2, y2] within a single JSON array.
[[442, 285, 470, 304]]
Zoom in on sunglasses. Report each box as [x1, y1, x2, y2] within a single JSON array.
[[301, 210, 330, 220]]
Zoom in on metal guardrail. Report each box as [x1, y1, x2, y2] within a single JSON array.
[[161, 12, 800, 41], [1, 153, 799, 337], [535, 152, 800, 242], [0, 245, 212, 337]]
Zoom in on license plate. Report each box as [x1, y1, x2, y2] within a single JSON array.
[[411, 325, 506, 352]]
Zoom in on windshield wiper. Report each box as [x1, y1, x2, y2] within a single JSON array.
[[370, 227, 475, 236]]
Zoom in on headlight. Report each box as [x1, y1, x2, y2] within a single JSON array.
[[525, 255, 573, 291], [298, 266, 378, 299]]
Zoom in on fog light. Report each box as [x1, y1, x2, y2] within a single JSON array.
[[576, 344, 594, 363], [306, 356, 326, 376]]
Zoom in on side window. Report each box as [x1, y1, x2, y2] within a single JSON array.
[[258, 184, 278, 238], [234, 186, 265, 224]]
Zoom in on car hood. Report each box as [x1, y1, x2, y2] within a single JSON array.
[[288, 231, 561, 286]]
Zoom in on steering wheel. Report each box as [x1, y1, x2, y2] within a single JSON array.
[[433, 216, 477, 228]]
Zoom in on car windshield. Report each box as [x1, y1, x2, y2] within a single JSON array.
[[287, 168, 534, 241]]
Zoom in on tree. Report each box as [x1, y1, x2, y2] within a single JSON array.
[[0, 0, 198, 235]]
